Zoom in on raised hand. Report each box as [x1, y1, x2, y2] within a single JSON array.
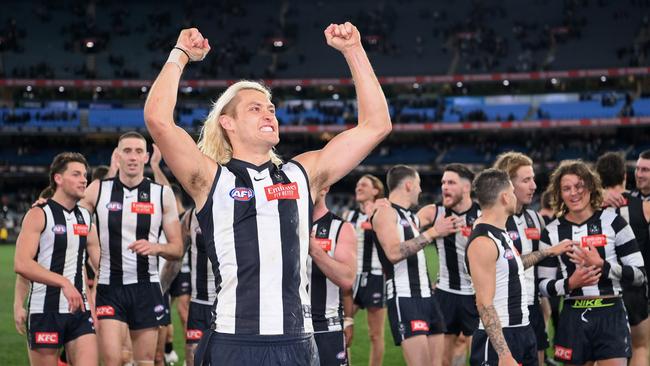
[[433, 215, 461, 238], [324, 22, 362, 53], [175, 28, 211, 62]]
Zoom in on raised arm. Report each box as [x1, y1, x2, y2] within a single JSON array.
[[294, 22, 391, 191], [467, 237, 517, 366], [150, 144, 171, 187], [143, 28, 216, 209]]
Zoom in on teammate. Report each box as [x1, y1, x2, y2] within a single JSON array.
[[371, 165, 445, 366], [595, 152, 650, 366], [632, 150, 650, 201], [14, 152, 100, 366], [79, 132, 183, 366], [466, 169, 570, 366], [538, 160, 645, 366], [143, 23, 391, 365], [309, 187, 357, 365], [493, 152, 548, 366], [343, 174, 386, 365], [417, 163, 480, 366]]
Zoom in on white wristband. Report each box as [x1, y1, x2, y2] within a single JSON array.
[[166, 48, 186, 72], [343, 317, 354, 328]]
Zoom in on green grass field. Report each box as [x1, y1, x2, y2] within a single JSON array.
[[0, 244, 560, 365]]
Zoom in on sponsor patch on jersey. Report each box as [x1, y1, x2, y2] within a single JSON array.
[[525, 228, 540, 240], [73, 224, 88, 236], [186, 329, 203, 340], [154, 304, 165, 313], [106, 202, 123, 211], [554, 346, 573, 361], [314, 238, 332, 251], [264, 182, 300, 201], [508, 231, 520, 241], [52, 225, 67, 235], [131, 202, 154, 214], [361, 221, 372, 230], [35, 332, 59, 344], [581, 234, 607, 248], [229, 187, 255, 201], [461, 226, 472, 237], [410, 320, 429, 332], [503, 248, 515, 260], [96, 305, 115, 317]]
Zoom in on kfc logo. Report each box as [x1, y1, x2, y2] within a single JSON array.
[[554, 346, 573, 361], [410, 320, 429, 332], [186, 329, 203, 340], [96, 305, 115, 317], [35, 332, 59, 344]]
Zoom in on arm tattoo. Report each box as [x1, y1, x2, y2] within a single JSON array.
[[477, 304, 511, 357], [521, 249, 548, 269], [398, 234, 430, 261]]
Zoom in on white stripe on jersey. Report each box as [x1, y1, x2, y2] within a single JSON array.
[[29, 201, 91, 314], [188, 210, 216, 305], [506, 209, 544, 305], [96, 178, 164, 285], [346, 210, 383, 275]]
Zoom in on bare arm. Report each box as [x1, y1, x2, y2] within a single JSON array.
[[14, 208, 85, 312], [467, 236, 516, 364], [160, 210, 191, 292], [372, 207, 437, 264], [309, 222, 357, 290], [79, 179, 100, 214], [13, 274, 30, 335], [294, 23, 391, 193], [106, 148, 119, 179], [150, 144, 171, 187], [143, 28, 216, 209], [86, 222, 100, 272], [520, 239, 574, 269]]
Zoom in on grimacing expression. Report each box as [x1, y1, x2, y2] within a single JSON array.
[[55, 162, 87, 200], [512, 165, 536, 206], [117, 137, 148, 178], [228, 89, 280, 149], [560, 174, 591, 215]]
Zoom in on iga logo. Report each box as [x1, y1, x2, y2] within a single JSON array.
[[35, 332, 59, 344], [106, 202, 123, 211], [186, 329, 203, 340], [230, 187, 255, 202], [52, 225, 67, 235]]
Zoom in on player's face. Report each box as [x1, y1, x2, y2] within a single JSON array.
[[635, 157, 650, 193], [232, 89, 279, 149], [560, 174, 590, 214], [355, 177, 378, 202], [512, 165, 536, 206], [117, 137, 148, 178], [56, 162, 87, 200], [441, 171, 465, 209]]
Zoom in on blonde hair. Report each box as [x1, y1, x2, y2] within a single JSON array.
[[198, 80, 283, 165], [493, 151, 533, 180]]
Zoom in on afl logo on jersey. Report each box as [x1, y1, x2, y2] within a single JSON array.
[[230, 187, 254, 201], [52, 225, 67, 234], [106, 202, 123, 211], [508, 231, 520, 241], [503, 248, 515, 260]]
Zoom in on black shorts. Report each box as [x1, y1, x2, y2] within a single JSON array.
[[314, 331, 348, 366], [434, 289, 479, 336], [553, 298, 631, 364], [528, 303, 549, 351], [195, 331, 319, 366], [28, 311, 95, 349], [386, 296, 446, 346], [96, 282, 166, 330], [169, 272, 191, 297], [470, 325, 537, 366], [186, 301, 213, 345], [353, 272, 385, 309], [160, 292, 172, 326], [622, 284, 649, 326]]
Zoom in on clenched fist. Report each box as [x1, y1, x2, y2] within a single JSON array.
[[324, 22, 362, 53], [175, 28, 211, 62]]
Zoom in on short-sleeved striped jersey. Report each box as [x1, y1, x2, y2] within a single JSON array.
[[346, 209, 383, 276], [505, 208, 544, 305]]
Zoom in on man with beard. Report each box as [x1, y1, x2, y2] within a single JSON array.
[[417, 164, 480, 366]]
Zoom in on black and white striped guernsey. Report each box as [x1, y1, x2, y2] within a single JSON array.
[[95, 177, 165, 285], [29, 199, 91, 314], [505, 208, 544, 306], [185, 208, 216, 305], [433, 202, 481, 295], [196, 159, 313, 335], [615, 193, 650, 274], [346, 209, 382, 276], [374, 203, 432, 299], [538, 209, 645, 299], [308, 211, 344, 332], [630, 189, 650, 202], [466, 223, 529, 328]]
